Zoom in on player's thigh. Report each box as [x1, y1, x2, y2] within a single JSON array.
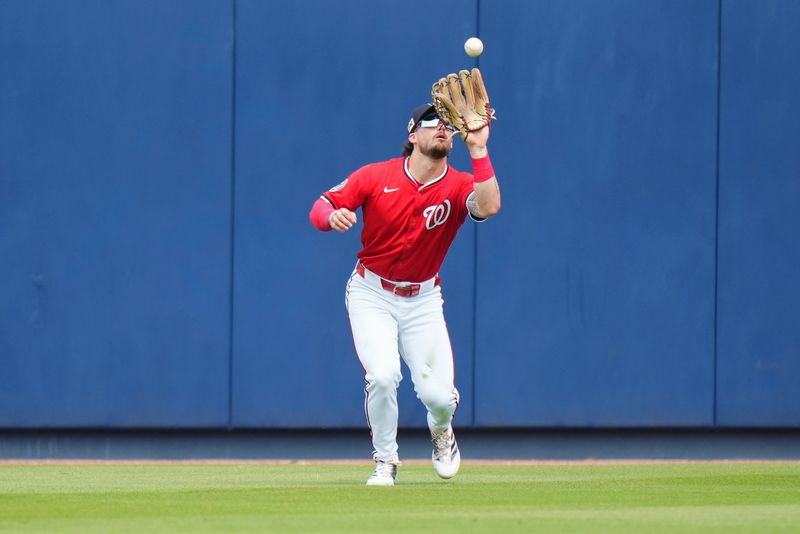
[[398, 291, 455, 386], [347, 281, 401, 378]]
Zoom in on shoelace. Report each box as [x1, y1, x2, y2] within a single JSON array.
[[373, 462, 397, 478], [432, 429, 452, 460]]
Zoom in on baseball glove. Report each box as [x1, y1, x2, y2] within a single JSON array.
[[431, 68, 496, 138]]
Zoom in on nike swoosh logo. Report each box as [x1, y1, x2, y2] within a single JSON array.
[[383, 187, 400, 193]]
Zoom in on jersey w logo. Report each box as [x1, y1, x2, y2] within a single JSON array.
[[423, 200, 451, 230]]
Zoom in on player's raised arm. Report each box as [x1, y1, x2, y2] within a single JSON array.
[[432, 68, 500, 219], [464, 126, 501, 219]]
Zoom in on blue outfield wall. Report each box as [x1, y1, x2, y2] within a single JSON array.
[[0, 0, 798, 429], [0, 0, 233, 427], [475, 0, 718, 427], [716, 0, 800, 426], [230, 0, 477, 428]]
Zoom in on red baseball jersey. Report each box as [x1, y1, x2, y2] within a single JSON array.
[[321, 157, 482, 282]]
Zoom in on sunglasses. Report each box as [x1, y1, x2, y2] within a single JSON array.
[[418, 117, 456, 132]]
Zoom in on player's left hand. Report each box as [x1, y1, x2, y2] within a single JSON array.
[[463, 124, 489, 159]]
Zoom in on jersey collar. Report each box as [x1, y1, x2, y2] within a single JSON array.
[[404, 157, 448, 191]]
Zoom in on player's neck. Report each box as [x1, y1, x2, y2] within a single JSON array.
[[407, 153, 447, 184]]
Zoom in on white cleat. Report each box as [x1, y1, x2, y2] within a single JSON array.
[[431, 425, 461, 479], [366, 460, 398, 486]]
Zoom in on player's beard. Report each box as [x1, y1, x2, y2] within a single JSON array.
[[419, 138, 452, 160]]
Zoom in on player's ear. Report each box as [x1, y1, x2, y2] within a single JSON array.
[[408, 132, 417, 145]]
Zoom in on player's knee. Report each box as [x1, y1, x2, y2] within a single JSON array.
[[366, 370, 401, 392], [418, 387, 457, 417]]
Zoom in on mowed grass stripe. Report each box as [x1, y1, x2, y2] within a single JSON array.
[[1, 463, 799, 533]]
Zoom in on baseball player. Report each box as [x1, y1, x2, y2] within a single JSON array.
[[309, 70, 500, 486]]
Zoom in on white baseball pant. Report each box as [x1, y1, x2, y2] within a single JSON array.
[[345, 263, 460, 463]]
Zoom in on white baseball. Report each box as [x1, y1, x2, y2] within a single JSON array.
[[464, 37, 484, 57]]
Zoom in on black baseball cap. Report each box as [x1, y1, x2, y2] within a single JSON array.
[[407, 103, 437, 132]]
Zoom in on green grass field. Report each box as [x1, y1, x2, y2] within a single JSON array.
[[1, 462, 799, 533]]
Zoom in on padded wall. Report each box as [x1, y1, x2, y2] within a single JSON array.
[[474, 0, 718, 426], [0, 0, 233, 426], [230, 0, 478, 428], [716, 0, 800, 426], [1, 0, 798, 430]]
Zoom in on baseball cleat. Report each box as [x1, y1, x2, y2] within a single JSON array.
[[431, 425, 461, 479], [366, 460, 399, 486]]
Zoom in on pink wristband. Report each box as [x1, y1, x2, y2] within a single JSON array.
[[309, 197, 335, 231], [472, 154, 495, 183]]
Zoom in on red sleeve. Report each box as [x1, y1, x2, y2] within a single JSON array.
[[309, 197, 335, 232], [320, 166, 369, 211]]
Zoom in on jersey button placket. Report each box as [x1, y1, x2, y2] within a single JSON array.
[[407, 195, 423, 245], [393, 193, 422, 278]]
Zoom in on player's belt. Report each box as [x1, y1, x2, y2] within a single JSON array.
[[356, 262, 440, 297]]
